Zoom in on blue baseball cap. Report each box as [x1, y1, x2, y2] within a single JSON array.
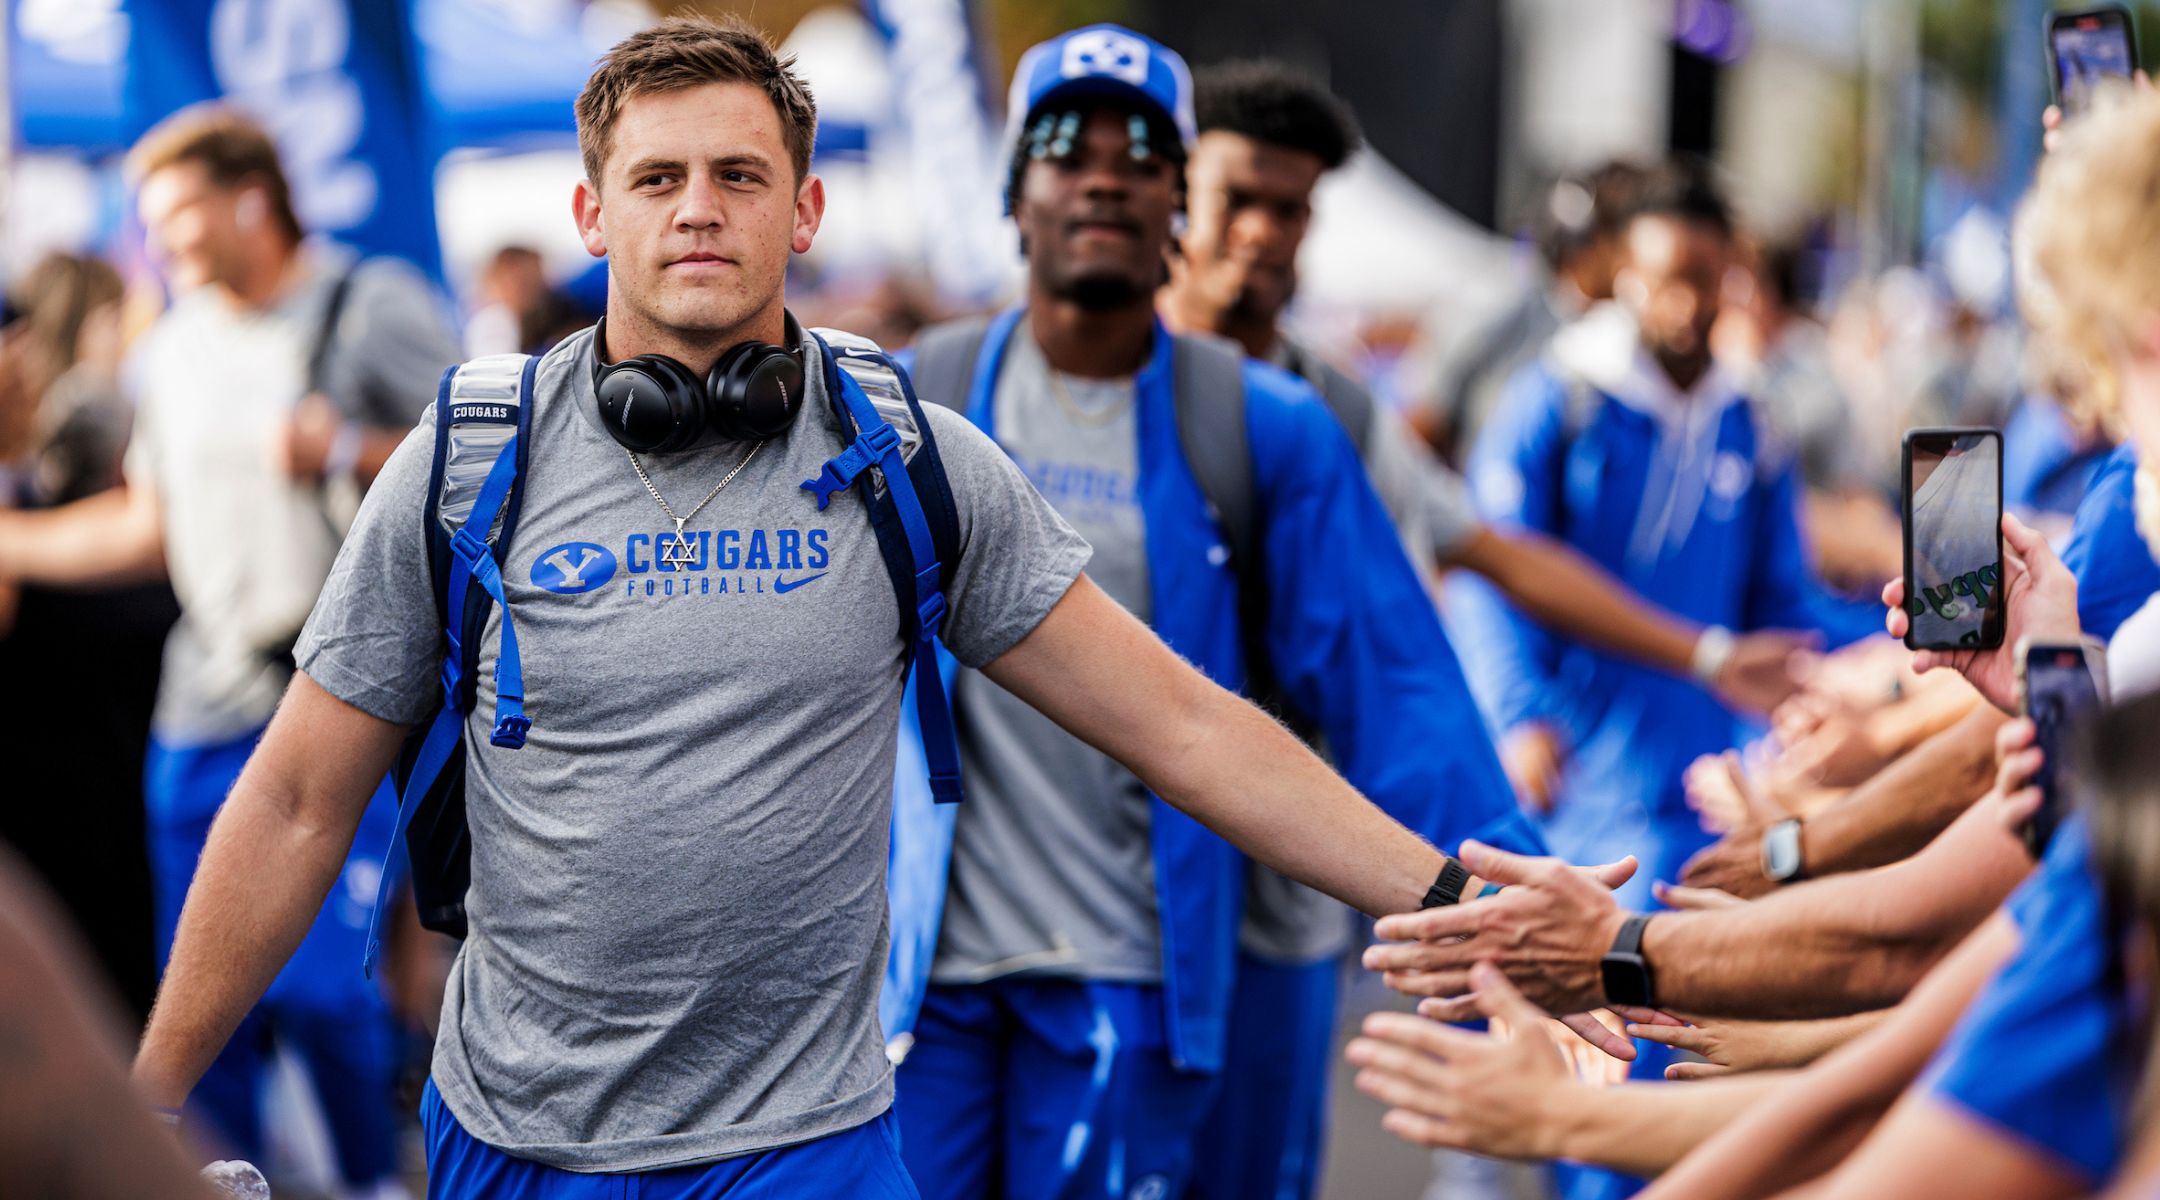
[[1004, 24, 1197, 155]]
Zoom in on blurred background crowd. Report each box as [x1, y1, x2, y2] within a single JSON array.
[[0, 1, 2145, 1197]]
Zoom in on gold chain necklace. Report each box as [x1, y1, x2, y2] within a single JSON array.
[[1047, 367, 1133, 428]]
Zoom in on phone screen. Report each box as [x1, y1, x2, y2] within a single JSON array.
[[2023, 645, 2102, 856], [2052, 9, 2136, 116], [1903, 430, 2003, 650]]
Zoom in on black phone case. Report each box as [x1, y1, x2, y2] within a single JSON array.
[[1901, 426, 2004, 652], [2017, 643, 2098, 858], [2046, 3, 2139, 108]]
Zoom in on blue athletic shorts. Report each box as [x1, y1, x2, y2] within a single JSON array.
[[421, 1079, 919, 1198]]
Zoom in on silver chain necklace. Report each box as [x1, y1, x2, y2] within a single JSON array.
[[627, 440, 765, 567]]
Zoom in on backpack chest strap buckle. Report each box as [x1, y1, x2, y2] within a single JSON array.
[[803, 422, 902, 510]]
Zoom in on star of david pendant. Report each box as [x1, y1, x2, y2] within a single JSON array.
[[660, 518, 699, 568]]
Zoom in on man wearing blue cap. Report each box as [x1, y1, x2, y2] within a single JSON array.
[[888, 25, 1575, 1199]]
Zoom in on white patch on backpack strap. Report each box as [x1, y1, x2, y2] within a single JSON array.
[[813, 327, 922, 497]]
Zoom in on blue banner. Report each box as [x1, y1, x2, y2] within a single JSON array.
[[122, 0, 441, 276], [10, 0, 130, 152]]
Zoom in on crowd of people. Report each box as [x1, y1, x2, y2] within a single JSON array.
[[0, 10, 2152, 1200]]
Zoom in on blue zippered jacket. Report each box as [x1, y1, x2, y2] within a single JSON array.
[[882, 309, 1544, 1074]]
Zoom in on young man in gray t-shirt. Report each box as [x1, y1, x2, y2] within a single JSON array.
[[130, 18, 1513, 1193]]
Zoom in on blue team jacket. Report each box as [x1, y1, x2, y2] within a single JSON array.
[[881, 309, 1543, 1074], [1450, 337, 1878, 882]]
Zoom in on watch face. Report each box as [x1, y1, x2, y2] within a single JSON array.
[[1601, 954, 1649, 1009], [1764, 822, 1803, 881]]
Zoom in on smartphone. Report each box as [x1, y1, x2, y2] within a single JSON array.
[[1901, 427, 2004, 651], [2018, 642, 2102, 857], [2048, 4, 2139, 118]]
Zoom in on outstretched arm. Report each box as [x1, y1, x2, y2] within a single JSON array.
[[983, 574, 1457, 917], [1453, 526, 1813, 715], [1347, 962, 1788, 1177], [133, 672, 408, 1108], [1678, 701, 2002, 898], [1640, 915, 2019, 1200], [0, 483, 165, 588], [1367, 798, 2028, 1021]]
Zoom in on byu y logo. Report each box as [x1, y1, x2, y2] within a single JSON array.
[[1061, 28, 1149, 85], [532, 542, 618, 594]]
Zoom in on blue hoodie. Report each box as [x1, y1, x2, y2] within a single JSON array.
[[1451, 308, 1878, 889]]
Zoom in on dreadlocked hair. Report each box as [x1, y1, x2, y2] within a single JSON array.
[[1002, 102, 1188, 218]]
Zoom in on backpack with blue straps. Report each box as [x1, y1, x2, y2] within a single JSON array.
[[361, 328, 966, 973]]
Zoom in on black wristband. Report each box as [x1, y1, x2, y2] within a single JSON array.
[[1423, 858, 1472, 908]]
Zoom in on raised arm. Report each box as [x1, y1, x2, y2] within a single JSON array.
[[133, 672, 409, 1107], [982, 574, 1451, 918]]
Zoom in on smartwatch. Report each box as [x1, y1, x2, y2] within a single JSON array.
[[1600, 914, 1657, 1008], [1423, 858, 1472, 908], [1761, 817, 1805, 883]]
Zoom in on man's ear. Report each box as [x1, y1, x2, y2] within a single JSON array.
[[234, 185, 268, 230], [573, 179, 607, 258], [791, 174, 826, 255]]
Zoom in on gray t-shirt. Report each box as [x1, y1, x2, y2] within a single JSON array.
[[931, 330, 1162, 984], [295, 326, 1089, 1171], [125, 245, 456, 744]]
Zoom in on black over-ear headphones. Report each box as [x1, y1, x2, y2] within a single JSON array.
[[591, 318, 805, 454]]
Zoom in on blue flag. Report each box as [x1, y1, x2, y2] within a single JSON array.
[[122, 0, 441, 277]]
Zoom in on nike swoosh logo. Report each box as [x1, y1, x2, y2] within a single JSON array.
[[772, 572, 827, 594]]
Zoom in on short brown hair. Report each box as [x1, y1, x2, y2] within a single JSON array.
[[126, 105, 303, 244], [576, 15, 818, 188]]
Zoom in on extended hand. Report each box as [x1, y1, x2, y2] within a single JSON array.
[[1364, 839, 1633, 1016], [1767, 695, 1887, 790], [1346, 962, 1587, 1161], [1982, 716, 2045, 839], [1500, 723, 1568, 815], [269, 393, 343, 481], [1711, 630, 1819, 715], [1683, 751, 1788, 837], [1628, 1014, 1800, 1079], [1882, 513, 2082, 714], [1677, 825, 1781, 899]]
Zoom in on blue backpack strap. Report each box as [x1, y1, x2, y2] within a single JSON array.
[[801, 332, 966, 805], [364, 353, 537, 975]]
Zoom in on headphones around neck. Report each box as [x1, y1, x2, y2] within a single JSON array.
[[591, 318, 805, 454]]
